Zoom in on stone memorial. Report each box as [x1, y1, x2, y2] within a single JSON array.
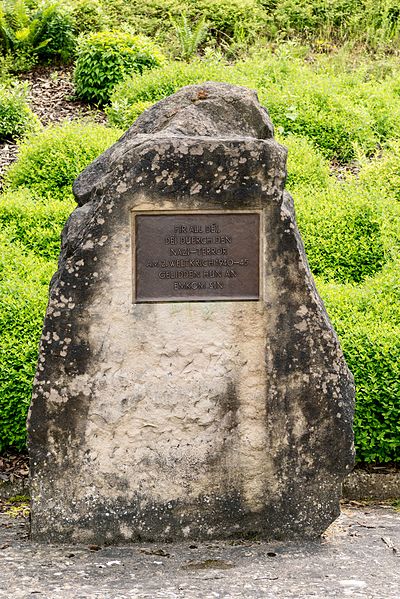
[[28, 82, 355, 544]]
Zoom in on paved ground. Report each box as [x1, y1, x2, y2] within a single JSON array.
[[0, 505, 399, 599]]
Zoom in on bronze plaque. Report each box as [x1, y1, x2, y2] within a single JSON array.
[[133, 212, 260, 302]]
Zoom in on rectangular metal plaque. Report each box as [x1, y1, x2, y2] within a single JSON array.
[[133, 212, 261, 302]]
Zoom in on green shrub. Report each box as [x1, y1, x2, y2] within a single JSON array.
[[283, 128, 400, 286], [358, 140, 400, 202], [97, 0, 400, 50], [318, 265, 400, 463], [73, 31, 165, 104], [278, 134, 331, 189], [170, 14, 208, 60], [286, 140, 400, 285], [0, 53, 14, 86], [295, 183, 387, 284], [0, 228, 55, 453], [0, 185, 76, 452], [188, 0, 268, 43], [0, 80, 39, 140], [0, 189, 74, 259], [248, 49, 392, 162], [267, 0, 400, 48], [70, 0, 105, 34], [267, 91, 375, 163], [5, 121, 122, 198], [30, 2, 76, 61]]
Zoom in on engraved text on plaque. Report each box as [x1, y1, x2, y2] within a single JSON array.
[[133, 212, 260, 302]]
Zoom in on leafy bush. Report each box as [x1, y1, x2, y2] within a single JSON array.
[[284, 133, 400, 461], [170, 14, 208, 60], [30, 2, 75, 61], [73, 31, 165, 104], [0, 228, 55, 453], [294, 184, 387, 284], [70, 0, 105, 34], [279, 134, 331, 189], [263, 0, 400, 48], [267, 92, 375, 163], [0, 80, 39, 140], [358, 140, 400, 202], [189, 0, 268, 43], [99, 0, 268, 45], [284, 132, 400, 285], [98, 0, 400, 50], [319, 265, 400, 463], [0, 185, 79, 452], [0, 189, 74, 259], [248, 48, 399, 162], [5, 121, 122, 198], [0, 53, 14, 85]]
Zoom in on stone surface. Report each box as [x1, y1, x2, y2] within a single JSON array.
[[0, 478, 29, 500], [4, 470, 399, 503], [28, 82, 354, 544], [343, 469, 400, 501], [1, 506, 400, 598]]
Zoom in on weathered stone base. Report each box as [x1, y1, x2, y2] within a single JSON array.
[[30, 482, 342, 545]]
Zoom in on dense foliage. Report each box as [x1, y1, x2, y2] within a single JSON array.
[[5, 121, 122, 198], [0, 0, 399, 463], [99, 0, 268, 48], [320, 270, 400, 463], [0, 198, 67, 451], [0, 80, 38, 140], [73, 31, 164, 103], [69, 0, 105, 35], [97, 0, 400, 50], [0, 1, 76, 69], [0, 0, 398, 74]]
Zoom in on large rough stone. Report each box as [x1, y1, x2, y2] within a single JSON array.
[[28, 82, 355, 544]]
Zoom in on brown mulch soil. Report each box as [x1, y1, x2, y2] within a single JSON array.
[[0, 142, 18, 184], [329, 159, 360, 180], [0, 65, 106, 184], [20, 65, 106, 127], [0, 453, 29, 483]]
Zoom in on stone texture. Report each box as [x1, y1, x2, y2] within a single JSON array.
[[28, 82, 355, 544], [5, 470, 400, 503], [343, 469, 400, 501]]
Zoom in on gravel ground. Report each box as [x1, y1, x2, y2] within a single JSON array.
[[0, 505, 399, 599]]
